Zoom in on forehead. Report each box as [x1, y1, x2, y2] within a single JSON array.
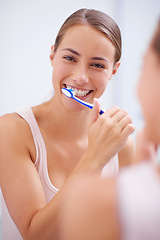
[[57, 24, 115, 59]]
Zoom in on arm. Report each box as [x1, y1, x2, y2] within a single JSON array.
[[75, 100, 135, 173], [0, 114, 59, 239], [0, 114, 83, 240], [61, 176, 120, 240], [0, 102, 134, 240]]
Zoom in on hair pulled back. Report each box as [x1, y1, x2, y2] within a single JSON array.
[[152, 19, 160, 60], [54, 8, 122, 63]]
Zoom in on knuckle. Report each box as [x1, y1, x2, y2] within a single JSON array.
[[127, 115, 133, 123], [122, 109, 128, 115], [113, 105, 120, 112], [122, 108, 128, 113], [112, 126, 120, 136], [125, 124, 135, 135], [98, 115, 106, 124], [99, 115, 114, 130]]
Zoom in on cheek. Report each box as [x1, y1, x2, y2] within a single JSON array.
[[52, 62, 71, 87], [99, 79, 109, 96], [138, 70, 160, 115], [139, 80, 160, 140], [145, 116, 160, 143], [138, 84, 151, 122], [97, 66, 115, 92], [92, 72, 110, 97], [137, 69, 150, 108]]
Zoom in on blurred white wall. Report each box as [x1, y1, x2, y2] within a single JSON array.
[[113, 0, 160, 137]]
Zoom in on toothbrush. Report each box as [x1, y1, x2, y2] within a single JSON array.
[[61, 88, 104, 115]]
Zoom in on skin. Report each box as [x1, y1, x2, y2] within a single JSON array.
[[137, 42, 160, 144], [50, 25, 119, 114], [0, 24, 134, 239], [61, 26, 160, 240], [50, 24, 134, 167], [61, 176, 119, 240]]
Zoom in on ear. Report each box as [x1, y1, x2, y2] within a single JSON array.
[[50, 45, 55, 67], [109, 61, 121, 79]]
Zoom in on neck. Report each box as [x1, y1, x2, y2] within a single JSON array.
[[36, 97, 91, 142]]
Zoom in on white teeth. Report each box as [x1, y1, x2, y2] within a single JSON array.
[[66, 85, 90, 97]]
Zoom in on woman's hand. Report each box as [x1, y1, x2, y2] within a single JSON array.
[[75, 99, 135, 173]]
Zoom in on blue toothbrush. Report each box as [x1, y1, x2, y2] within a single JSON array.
[[61, 88, 104, 115]]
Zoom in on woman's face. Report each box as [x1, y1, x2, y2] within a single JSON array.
[[137, 44, 160, 143], [50, 24, 119, 113]]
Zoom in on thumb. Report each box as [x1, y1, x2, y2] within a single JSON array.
[[89, 98, 101, 126]]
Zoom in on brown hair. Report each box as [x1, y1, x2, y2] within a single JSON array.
[[54, 8, 122, 63], [152, 19, 160, 60]]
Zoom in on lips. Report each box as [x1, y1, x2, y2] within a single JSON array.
[[64, 84, 93, 97]]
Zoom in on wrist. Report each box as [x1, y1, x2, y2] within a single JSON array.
[[73, 148, 107, 175]]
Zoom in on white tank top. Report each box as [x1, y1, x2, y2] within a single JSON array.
[[1, 107, 119, 239]]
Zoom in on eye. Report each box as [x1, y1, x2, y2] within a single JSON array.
[[63, 55, 76, 62], [91, 63, 105, 69]]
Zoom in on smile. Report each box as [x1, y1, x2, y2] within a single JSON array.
[[64, 84, 93, 97]]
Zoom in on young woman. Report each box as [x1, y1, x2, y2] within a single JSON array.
[[0, 8, 135, 239], [61, 20, 160, 240]]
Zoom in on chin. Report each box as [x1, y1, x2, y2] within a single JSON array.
[[146, 127, 160, 144], [66, 102, 87, 113]]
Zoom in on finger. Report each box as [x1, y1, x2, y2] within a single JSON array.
[[121, 123, 135, 138], [118, 114, 133, 132], [104, 106, 120, 118], [111, 109, 128, 123]]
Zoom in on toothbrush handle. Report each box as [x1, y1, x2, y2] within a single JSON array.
[[99, 109, 104, 115], [73, 96, 104, 115]]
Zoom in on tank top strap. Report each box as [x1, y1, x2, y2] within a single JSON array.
[[15, 107, 44, 167], [15, 107, 59, 196]]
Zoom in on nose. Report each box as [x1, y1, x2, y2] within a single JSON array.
[[73, 64, 89, 85]]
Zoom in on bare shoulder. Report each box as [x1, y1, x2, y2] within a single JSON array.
[[118, 136, 135, 167], [0, 112, 30, 145], [0, 113, 45, 238], [0, 112, 36, 167], [0, 112, 22, 128]]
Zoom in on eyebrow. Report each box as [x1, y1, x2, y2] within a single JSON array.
[[62, 48, 109, 63], [91, 57, 109, 63], [62, 48, 80, 56]]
